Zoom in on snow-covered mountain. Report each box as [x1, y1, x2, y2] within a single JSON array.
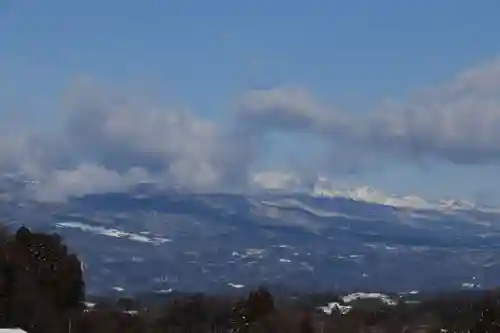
[[252, 171, 486, 212], [3, 171, 494, 214], [311, 176, 481, 212], [2, 173, 500, 295]]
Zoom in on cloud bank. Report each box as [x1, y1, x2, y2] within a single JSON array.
[[1, 57, 500, 201], [0, 81, 255, 201], [238, 58, 500, 165]]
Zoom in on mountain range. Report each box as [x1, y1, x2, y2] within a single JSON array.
[[1, 173, 500, 296], [311, 178, 489, 212]]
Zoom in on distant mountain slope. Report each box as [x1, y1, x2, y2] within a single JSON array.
[[1, 175, 500, 295]]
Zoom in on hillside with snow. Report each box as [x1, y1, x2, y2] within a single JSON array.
[[1, 174, 500, 295], [310, 177, 480, 212], [252, 172, 488, 212]]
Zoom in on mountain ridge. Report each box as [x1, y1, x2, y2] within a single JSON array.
[[2, 173, 500, 295]]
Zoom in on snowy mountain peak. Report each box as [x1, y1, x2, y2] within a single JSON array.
[[311, 176, 478, 212], [251, 171, 482, 212]]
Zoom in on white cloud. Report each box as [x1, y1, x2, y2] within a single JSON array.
[[251, 170, 302, 191], [0, 81, 255, 201], [34, 164, 150, 202], [364, 57, 500, 163], [1, 57, 500, 200], [238, 57, 500, 165], [236, 85, 349, 135]]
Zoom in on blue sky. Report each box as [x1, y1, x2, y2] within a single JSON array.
[[1, 1, 500, 203]]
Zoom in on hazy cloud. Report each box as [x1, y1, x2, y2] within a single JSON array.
[[1, 57, 500, 200], [0, 82, 256, 201], [34, 164, 150, 202], [238, 58, 500, 165], [236, 85, 349, 136], [362, 57, 500, 164], [251, 170, 303, 191]]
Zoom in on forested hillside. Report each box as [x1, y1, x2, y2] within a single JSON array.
[[2, 225, 500, 332]]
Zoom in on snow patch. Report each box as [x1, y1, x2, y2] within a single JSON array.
[[342, 292, 398, 306], [228, 283, 245, 289], [317, 302, 352, 315], [56, 221, 172, 245], [155, 288, 174, 294]]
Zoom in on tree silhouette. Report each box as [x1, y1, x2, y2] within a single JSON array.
[[246, 286, 275, 322], [0, 226, 85, 332]]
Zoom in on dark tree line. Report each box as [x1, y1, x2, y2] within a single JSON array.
[[0, 225, 85, 332], [4, 224, 500, 332], [0, 225, 288, 333]]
